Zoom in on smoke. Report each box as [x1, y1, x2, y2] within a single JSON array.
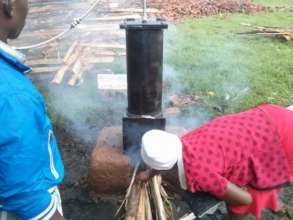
[[21, 1, 249, 147], [39, 71, 127, 145], [15, 0, 130, 145], [162, 24, 250, 130]]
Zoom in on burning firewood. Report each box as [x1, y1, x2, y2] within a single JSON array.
[[150, 176, 168, 220], [241, 23, 293, 41], [117, 163, 173, 220]]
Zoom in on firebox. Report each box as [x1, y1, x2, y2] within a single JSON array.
[[120, 19, 168, 159]]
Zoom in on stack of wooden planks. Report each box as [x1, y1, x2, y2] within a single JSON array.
[[10, 0, 159, 86], [242, 23, 293, 41]]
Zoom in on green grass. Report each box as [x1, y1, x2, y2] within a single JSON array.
[[254, 0, 293, 7], [164, 11, 293, 115]]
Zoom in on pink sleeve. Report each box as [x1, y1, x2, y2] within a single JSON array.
[[186, 169, 229, 198], [181, 131, 228, 198]]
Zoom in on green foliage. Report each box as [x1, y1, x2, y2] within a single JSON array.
[[254, 0, 293, 7], [164, 11, 293, 115]]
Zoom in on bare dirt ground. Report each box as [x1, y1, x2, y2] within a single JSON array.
[[55, 126, 121, 220]]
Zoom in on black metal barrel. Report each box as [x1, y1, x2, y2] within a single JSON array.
[[121, 19, 168, 117]]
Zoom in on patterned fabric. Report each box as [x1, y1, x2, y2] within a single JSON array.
[[258, 104, 293, 179], [181, 105, 291, 198]]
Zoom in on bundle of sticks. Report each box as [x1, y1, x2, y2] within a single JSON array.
[[241, 23, 293, 41], [51, 41, 121, 86], [116, 165, 174, 220]]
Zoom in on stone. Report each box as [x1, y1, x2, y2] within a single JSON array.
[[89, 126, 131, 193], [89, 126, 187, 194]]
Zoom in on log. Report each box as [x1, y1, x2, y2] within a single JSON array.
[[241, 23, 293, 41], [27, 55, 118, 67], [51, 64, 70, 83], [125, 184, 141, 220], [85, 56, 115, 64], [81, 43, 126, 49], [18, 29, 124, 41], [63, 41, 79, 63], [91, 14, 141, 22], [145, 187, 153, 220], [151, 176, 167, 220], [27, 58, 61, 66], [136, 185, 146, 220], [51, 45, 82, 84], [18, 24, 120, 39], [68, 59, 83, 86], [32, 66, 59, 73], [107, 8, 159, 13], [91, 50, 126, 56], [28, 3, 89, 14], [76, 24, 120, 31]]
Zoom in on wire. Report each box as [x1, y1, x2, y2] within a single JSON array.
[[14, 0, 101, 50]]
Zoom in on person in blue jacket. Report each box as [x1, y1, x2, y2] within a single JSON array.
[[0, 0, 64, 219]]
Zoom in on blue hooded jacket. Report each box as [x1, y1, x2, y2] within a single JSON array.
[[0, 43, 64, 218]]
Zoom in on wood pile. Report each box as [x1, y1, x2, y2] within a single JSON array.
[[116, 165, 173, 220], [10, 0, 158, 86], [242, 23, 293, 41], [147, 0, 266, 20]]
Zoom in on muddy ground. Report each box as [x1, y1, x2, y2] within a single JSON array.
[[55, 126, 120, 220]]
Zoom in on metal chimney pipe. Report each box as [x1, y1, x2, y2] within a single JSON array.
[[120, 19, 168, 153], [121, 19, 168, 117]]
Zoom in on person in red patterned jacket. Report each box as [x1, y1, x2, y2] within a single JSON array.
[[138, 104, 293, 220]]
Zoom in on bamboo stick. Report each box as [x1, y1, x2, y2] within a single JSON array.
[[151, 176, 167, 220], [136, 185, 146, 220], [145, 186, 153, 220], [125, 184, 141, 220]]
